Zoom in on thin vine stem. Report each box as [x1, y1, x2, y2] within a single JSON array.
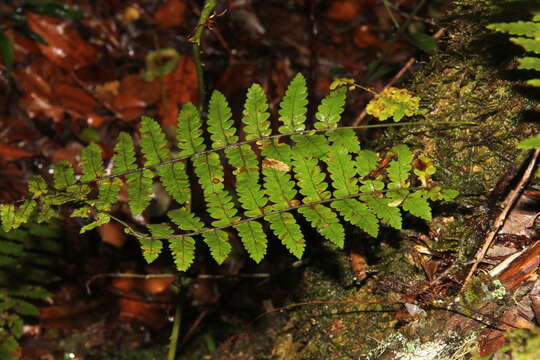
[[189, 0, 217, 109]]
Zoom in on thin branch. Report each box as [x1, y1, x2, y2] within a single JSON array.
[[461, 149, 540, 290], [189, 0, 218, 109]]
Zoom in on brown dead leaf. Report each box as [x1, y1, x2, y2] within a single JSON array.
[[0, 144, 34, 162], [117, 298, 167, 329], [325, 1, 359, 22], [159, 56, 198, 126], [98, 222, 126, 248], [143, 277, 175, 294], [26, 13, 97, 70], [354, 25, 385, 49], [154, 0, 187, 28], [54, 83, 98, 115]]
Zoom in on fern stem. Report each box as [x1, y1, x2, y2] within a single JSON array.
[[190, 0, 217, 109], [80, 121, 475, 185], [167, 296, 184, 360]]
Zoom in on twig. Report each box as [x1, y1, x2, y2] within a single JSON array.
[[189, 0, 218, 110], [462, 149, 540, 290]]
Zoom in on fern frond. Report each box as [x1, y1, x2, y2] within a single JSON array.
[[278, 73, 308, 133], [141, 116, 189, 205], [326, 146, 358, 198], [486, 21, 540, 37], [356, 150, 379, 177], [169, 207, 231, 265], [53, 160, 76, 190], [242, 84, 271, 140], [168, 235, 195, 271], [327, 128, 361, 153], [298, 205, 345, 247], [235, 221, 266, 262], [112, 132, 137, 173], [266, 212, 305, 258], [27, 175, 48, 198], [208, 91, 238, 147], [207, 90, 269, 261], [387, 144, 413, 188], [331, 199, 379, 237], [314, 87, 347, 130], [80, 143, 105, 182], [362, 196, 402, 230], [403, 190, 432, 221], [177, 103, 205, 156], [510, 37, 540, 54]]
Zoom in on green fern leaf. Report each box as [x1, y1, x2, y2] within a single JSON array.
[[357, 150, 379, 177], [169, 236, 195, 271], [242, 83, 271, 140], [144, 223, 171, 263], [387, 144, 413, 188], [53, 160, 76, 190], [12, 298, 39, 316], [327, 128, 361, 153], [314, 87, 347, 130], [518, 57, 540, 71], [0, 200, 36, 232], [331, 199, 379, 237], [518, 134, 540, 149], [511, 37, 540, 54], [326, 146, 358, 198], [486, 21, 540, 37], [208, 90, 269, 261], [292, 155, 330, 203], [80, 213, 110, 233], [140, 116, 169, 165], [208, 91, 238, 147], [168, 207, 204, 231], [27, 175, 48, 198], [1, 204, 15, 232], [177, 103, 205, 156], [207, 89, 271, 258], [168, 208, 210, 268], [403, 191, 431, 221], [231, 145, 268, 217], [96, 178, 121, 211], [266, 212, 305, 258], [192, 153, 240, 227], [140, 116, 189, 205], [235, 221, 267, 262], [278, 73, 308, 133], [80, 143, 105, 182], [203, 229, 231, 264], [298, 205, 345, 247], [112, 132, 137, 173], [126, 170, 153, 216], [362, 196, 402, 230], [292, 134, 329, 158]]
